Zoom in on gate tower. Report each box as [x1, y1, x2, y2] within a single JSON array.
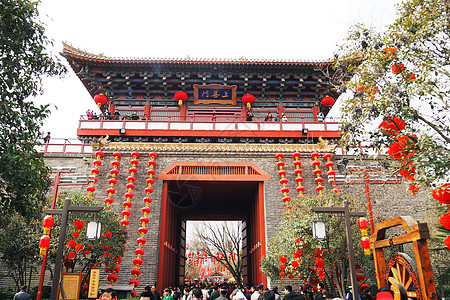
[[61, 43, 342, 291]]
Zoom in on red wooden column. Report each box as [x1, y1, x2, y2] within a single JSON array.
[[144, 104, 151, 120], [158, 181, 169, 294], [180, 104, 187, 121], [313, 106, 319, 122], [256, 182, 267, 287]]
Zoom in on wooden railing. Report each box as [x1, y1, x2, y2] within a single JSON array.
[[37, 138, 92, 154]]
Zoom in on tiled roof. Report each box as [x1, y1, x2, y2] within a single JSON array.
[[61, 42, 333, 66]]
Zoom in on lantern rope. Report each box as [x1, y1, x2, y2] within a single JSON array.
[[276, 153, 291, 210], [130, 152, 158, 288], [121, 151, 139, 227], [324, 153, 339, 193], [104, 152, 121, 209], [292, 152, 305, 198], [311, 152, 324, 196]]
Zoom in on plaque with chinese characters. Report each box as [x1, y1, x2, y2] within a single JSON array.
[[193, 84, 237, 105]]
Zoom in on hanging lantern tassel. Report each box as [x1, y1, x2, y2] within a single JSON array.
[[324, 153, 339, 193], [121, 151, 139, 227], [292, 152, 305, 198], [276, 153, 291, 209], [105, 152, 121, 209], [311, 152, 324, 196]]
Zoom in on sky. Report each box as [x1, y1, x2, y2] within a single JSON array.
[[34, 0, 403, 139]]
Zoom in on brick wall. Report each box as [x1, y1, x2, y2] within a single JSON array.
[[2, 147, 437, 294]]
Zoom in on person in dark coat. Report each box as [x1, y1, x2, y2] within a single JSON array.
[[152, 286, 162, 300], [215, 289, 229, 300], [210, 286, 220, 300], [283, 286, 305, 300], [14, 286, 30, 300], [142, 286, 155, 300]]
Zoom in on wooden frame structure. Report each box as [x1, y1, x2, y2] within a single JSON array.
[[369, 216, 437, 300]]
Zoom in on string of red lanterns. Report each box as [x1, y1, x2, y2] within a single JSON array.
[[358, 217, 370, 255], [292, 152, 305, 198], [324, 153, 339, 193], [121, 152, 139, 227], [86, 151, 104, 197], [311, 152, 324, 196], [314, 249, 325, 281], [39, 215, 54, 255], [130, 152, 157, 288], [276, 153, 291, 209], [104, 152, 121, 209]]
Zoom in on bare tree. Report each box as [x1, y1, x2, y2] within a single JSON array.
[[191, 221, 243, 284]]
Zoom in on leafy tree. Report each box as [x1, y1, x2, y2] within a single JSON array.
[[0, 214, 41, 291], [192, 221, 243, 284], [330, 0, 449, 188], [0, 0, 66, 218], [261, 191, 373, 299], [328, 0, 449, 249], [47, 192, 127, 298]]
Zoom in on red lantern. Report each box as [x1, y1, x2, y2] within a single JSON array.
[[361, 237, 370, 255], [279, 255, 288, 264], [279, 264, 286, 271], [94, 93, 107, 108], [358, 217, 368, 230], [321, 95, 335, 107], [242, 94, 255, 110], [174, 91, 188, 106], [39, 235, 50, 254]]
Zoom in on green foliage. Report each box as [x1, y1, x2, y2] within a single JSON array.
[[48, 192, 127, 278], [332, 0, 449, 188], [261, 191, 373, 298], [0, 214, 42, 291], [0, 0, 66, 218]]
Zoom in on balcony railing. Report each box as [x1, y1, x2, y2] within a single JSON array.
[[78, 115, 340, 132], [38, 138, 92, 154]]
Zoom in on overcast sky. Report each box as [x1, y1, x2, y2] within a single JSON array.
[[34, 0, 402, 139]]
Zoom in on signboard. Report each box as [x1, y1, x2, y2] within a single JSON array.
[[193, 84, 237, 105], [59, 273, 82, 300], [88, 269, 100, 298]]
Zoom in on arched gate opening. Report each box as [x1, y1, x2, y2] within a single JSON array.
[[157, 162, 270, 292]]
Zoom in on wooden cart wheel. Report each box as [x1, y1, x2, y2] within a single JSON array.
[[385, 253, 422, 300]]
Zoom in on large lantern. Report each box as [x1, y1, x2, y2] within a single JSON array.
[[321, 95, 335, 107], [174, 91, 188, 106], [242, 94, 255, 110], [94, 93, 107, 108]]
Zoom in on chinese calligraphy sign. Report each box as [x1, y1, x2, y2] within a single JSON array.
[[193, 84, 237, 105]]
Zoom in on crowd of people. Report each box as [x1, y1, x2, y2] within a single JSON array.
[[98, 282, 394, 300]]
